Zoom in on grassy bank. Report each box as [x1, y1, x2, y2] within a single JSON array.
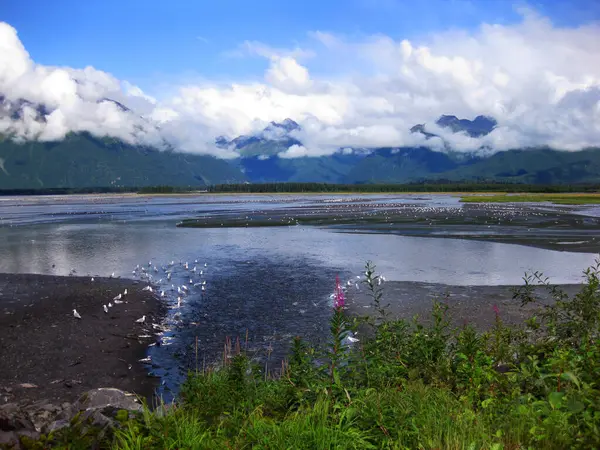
[[461, 193, 600, 205], [29, 263, 600, 449]]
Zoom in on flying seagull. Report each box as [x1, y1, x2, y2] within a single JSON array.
[[73, 309, 82, 319]]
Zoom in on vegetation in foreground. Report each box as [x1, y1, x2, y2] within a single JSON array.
[[461, 193, 600, 205], [26, 262, 600, 449]]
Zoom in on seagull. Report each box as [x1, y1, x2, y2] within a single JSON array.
[[114, 299, 123, 304], [201, 285, 205, 292], [91, 277, 95, 282], [189, 278, 193, 285], [123, 289, 128, 295], [73, 309, 82, 319], [113, 294, 122, 301], [103, 305, 108, 313], [135, 315, 146, 323], [108, 302, 113, 308], [160, 290, 166, 297], [110, 272, 115, 278], [204, 263, 207, 267], [142, 286, 153, 292], [177, 297, 182, 308]]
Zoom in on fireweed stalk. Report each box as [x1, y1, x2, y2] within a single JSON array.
[[329, 275, 347, 386]]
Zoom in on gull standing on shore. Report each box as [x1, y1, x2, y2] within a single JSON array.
[[103, 305, 108, 313], [135, 315, 146, 323], [73, 309, 82, 319]]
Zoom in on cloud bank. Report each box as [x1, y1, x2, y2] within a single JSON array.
[[1, 8, 600, 158]]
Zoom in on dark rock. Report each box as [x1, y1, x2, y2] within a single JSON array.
[[0, 430, 18, 447], [0, 404, 35, 432], [73, 388, 142, 413]]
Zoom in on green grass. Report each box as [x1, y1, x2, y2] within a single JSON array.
[[37, 261, 600, 449], [461, 193, 600, 204]]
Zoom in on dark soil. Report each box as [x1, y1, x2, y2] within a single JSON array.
[[0, 274, 166, 407]]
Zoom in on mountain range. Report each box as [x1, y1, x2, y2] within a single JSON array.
[[1, 94, 599, 188]]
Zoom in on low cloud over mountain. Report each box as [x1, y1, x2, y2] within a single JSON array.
[[1, 7, 599, 158]]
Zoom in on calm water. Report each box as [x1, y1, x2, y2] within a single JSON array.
[[1, 193, 597, 399]]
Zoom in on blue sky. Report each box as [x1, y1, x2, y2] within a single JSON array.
[[3, 0, 599, 89]]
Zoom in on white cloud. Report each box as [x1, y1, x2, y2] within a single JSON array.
[[1, 9, 600, 158]]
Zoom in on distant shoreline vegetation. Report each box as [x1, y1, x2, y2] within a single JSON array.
[[1, 182, 600, 196]]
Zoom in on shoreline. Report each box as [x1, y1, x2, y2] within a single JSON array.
[[0, 273, 166, 408]]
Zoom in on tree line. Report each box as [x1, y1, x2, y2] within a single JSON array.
[[1, 181, 599, 196]]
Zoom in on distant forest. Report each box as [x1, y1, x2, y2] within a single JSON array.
[[204, 182, 600, 194], [1, 182, 600, 196]]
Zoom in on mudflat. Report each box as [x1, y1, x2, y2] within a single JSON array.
[[0, 274, 165, 407], [346, 281, 583, 330]]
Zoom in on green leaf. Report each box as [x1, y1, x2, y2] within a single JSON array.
[[566, 397, 585, 414], [333, 370, 342, 387], [560, 371, 581, 389], [548, 391, 564, 409]]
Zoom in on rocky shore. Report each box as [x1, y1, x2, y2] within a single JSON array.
[[0, 273, 165, 410], [0, 387, 147, 448]]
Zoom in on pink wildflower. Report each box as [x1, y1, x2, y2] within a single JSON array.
[[493, 304, 500, 316], [334, 275, 345, 309]]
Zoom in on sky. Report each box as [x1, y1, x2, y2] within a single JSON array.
[[1, 0, 600, 158]]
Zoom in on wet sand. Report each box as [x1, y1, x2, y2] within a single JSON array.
[[177, 201, 600, 253], [0, 274, 165, 407], [346, 281, 583, 330]]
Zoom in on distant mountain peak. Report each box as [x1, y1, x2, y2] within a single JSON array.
[[268, 118, 300, 132], [435, 114, 497, 137], [409, 124, 437, 139]]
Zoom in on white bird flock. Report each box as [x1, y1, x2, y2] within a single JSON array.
[[74, 259, 211, 329]]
